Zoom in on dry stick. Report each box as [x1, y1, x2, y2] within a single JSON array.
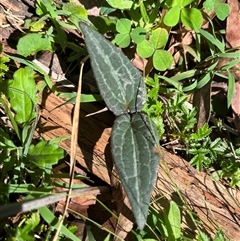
[[0, 186, 109, 219], [52, 56, 89, 241]]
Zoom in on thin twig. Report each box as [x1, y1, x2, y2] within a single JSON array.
[[0, 186, 110, 219], [52, 55, 89, 240]]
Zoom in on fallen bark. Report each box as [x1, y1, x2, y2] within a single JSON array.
[[37, 88, 240, 240]]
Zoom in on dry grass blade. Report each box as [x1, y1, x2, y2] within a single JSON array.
[[52, 56, 89, 241]]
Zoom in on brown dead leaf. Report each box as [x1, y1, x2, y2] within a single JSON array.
[[53, 173, 97, 214], [79, 0, 102, 16], [132, 53, 147, 72], [37, 51, 67, 79], [0, 0, 23, 13], [144, 56, 153, 77], [226, 0, 240, 132], [226, 0, 240, 48], [182, 31, 193, 46], [193, 80, 211, 129], [231, 81, 240, 132]]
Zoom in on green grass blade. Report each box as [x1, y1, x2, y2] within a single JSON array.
[[171, 69, 201, 82], [227, 71, 235, 108], [38, 206, 79, 241], [198, 29, 225, 53]]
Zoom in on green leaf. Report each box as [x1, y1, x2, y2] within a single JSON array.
[[100, 1, 116, 15], [103, 234, 111, 241], [130, 27, 146, 44], [36, 0, 56, 19], [8, 67, 38, 124], [182, 0, 195, 7], [220, 58, 240, 70], [27, 140, 65, 167], [38, 206, 79, 241], [230, 169, 240, 187], [114, 19, 131, 47], [203, 0, 216, 12], [0, 55, 9, 76], [57, 93, 102, 109], [181, 8, 203, 30], [24, 19, 45, 32], [164, 201, 181, 240], [153, 49, 173, 71], [106, 0, 133, 10], [163, 0, 177, 8], [149, 1, 161, 23], [62, 2, 88, 17], [140, 1, 149, 23], [111, 113, 159, 229], [171, 69, 201, 82], [164, 0, 194, 8], [80, 22, 160, 230], [191, 123, 212, 140], [158, 75, 182, 91], [80, 23, 146, 116], [213, 230, 225, 241], [62, 2, 89, 24], [196, 72, 212, 89], [0, 184, 35, 194], [227, 71, 235, 108], [0, 95, 21, 140], [80, 94, 102, 102], [86, 226, 96, 241], [219, 52, 240, 58], [92, 16, 117, 34], [114, 33, 131, 48], [210, 138, 226, 154], [22, 212, 40, 235], [198, 230, 211, 241], [0, 128, 15, 148], [116, 18, 131, 34], [52, 21, 68, 51], [137, 39, 155, 58], [163, 5, 181, 27], [197, 29, 225, 52], [189, 153, 205, 171], [215, 3, 230, 21], [17, 33, 52, 57], [184, 45, 201, 62], [7, 55, 54, 91], [183, 80, 198, 92], [150, 28, 169, 49]]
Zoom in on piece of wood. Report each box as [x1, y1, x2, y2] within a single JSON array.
[[37, 88, 240, 240], [155, 151, 240, 240], [37, 88, 114, 184]]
